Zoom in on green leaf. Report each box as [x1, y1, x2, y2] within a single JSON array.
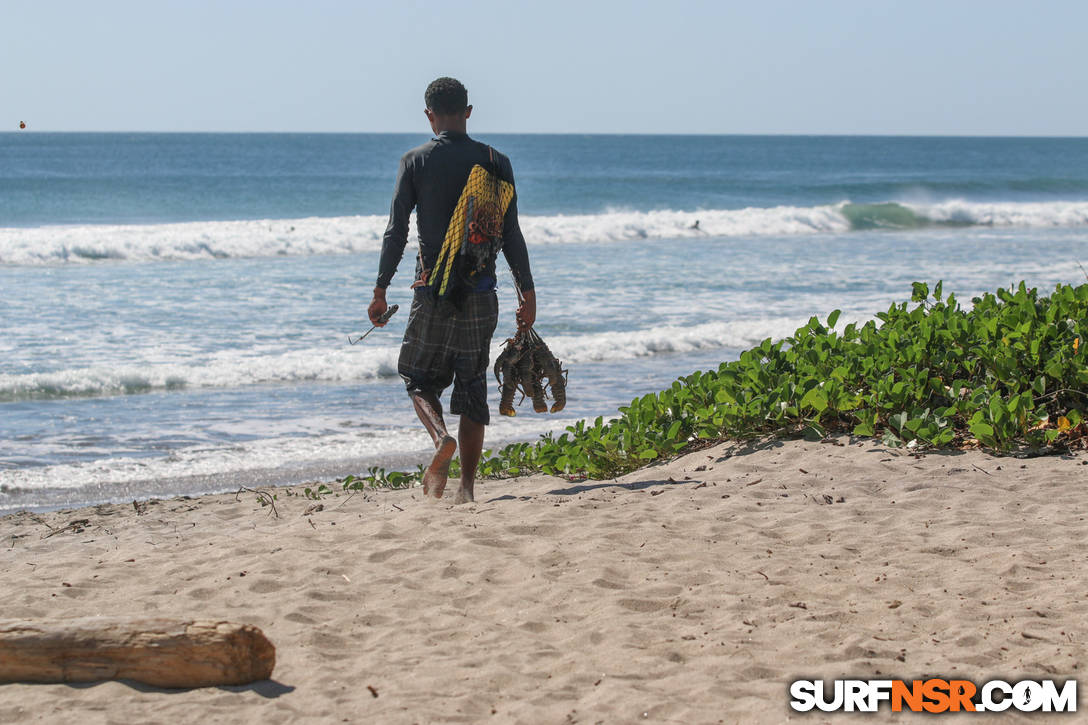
[[827, 309, 842, 329], [969, 420, 995, 444], [853, 421, 875, 437], [800, 387, 829, 413], [881, 430, 903, 447], [829, 365, 850, 381], [933, 428, 955, 446], [638, 448, 658, 460]]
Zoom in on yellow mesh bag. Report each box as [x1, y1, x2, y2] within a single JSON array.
[[431, 163, 514, 297]]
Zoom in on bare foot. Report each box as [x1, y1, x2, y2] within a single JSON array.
[[422, 435, 457, 499], [452, 485, 475, 505]]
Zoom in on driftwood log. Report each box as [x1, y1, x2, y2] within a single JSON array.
[[0, 618, 275, 688]]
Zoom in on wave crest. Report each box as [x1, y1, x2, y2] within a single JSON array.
[[3, 200, 1088, 266], [0, 319, 802, 402]]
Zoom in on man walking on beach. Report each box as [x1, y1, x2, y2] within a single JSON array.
[[368, 77, 535, 505]]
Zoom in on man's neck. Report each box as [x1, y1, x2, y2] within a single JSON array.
[[430, 112, 468, 136], [435, 123, 467, 135]]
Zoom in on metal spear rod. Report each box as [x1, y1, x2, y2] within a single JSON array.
[[348, 304, 399, 345]]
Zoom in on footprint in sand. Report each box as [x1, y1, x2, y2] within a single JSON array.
[[677, 571, 713, 586], [307, 630, 348, 650], [592, 578, 627, 590], [833, 643, 904, 663], [959, 652, 1002, 668], [367, 548, 401, 563], [451, 592, 487, 608], [617, 598, 671, 613], [248, 579, 283, 594], [164, 565, 195, 580], [920, 546, 960, 556], [748, 490, 780, 500], [307, 589, 353, 602], [808, 610, 853, 624], [468, 537, 516, 548], [285, 611, 317, 624], [741, 665, 779, 679], [505, 524, 557, 536]]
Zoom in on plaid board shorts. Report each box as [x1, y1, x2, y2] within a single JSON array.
[[397, 288, 499, 425]]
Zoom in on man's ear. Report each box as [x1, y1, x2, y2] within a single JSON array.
[[464, 105, 473, 120]]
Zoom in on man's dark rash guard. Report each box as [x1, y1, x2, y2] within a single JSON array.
[[376, 131, 534, 293]]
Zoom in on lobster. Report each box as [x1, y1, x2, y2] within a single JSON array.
[[493, 338, 522, 417], [494, 327, 567, 416]]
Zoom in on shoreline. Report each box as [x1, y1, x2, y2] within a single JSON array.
[[3, 435, 1085, 722]]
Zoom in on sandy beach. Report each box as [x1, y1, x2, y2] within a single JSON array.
[[1, 436, 1085, 723]]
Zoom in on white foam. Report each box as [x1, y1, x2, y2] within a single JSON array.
[[0, 207, 842, 266], [545, 318, 805, 362], [520, 205, 851, 242], [0, 318, 804, 401], [1, 414, 589, 492], [0, 216, 390, 266], [5, 200, 1087, 267], [910, 199, 1088, 227], [0, 344, 400, 400]]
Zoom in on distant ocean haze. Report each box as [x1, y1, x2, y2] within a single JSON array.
[[2, 133, 1087, 511]]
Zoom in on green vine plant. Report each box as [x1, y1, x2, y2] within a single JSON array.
[[339, 281, 1088, 490]]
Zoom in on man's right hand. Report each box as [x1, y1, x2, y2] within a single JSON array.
[[368, 288, 388, 326]]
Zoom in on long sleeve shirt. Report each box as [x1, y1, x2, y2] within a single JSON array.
[[376, 131, 534, 293]]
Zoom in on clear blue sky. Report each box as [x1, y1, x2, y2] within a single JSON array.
[[4, 0, 1086, 135]]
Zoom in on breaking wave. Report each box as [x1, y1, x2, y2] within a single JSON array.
[[3, 200, 1088, 266], [0, 318, 803, 402]]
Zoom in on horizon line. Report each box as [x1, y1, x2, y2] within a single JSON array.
[[3, 130, 1088, 140]]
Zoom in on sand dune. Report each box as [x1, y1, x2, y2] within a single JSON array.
[[1, 436, 1085, 723]]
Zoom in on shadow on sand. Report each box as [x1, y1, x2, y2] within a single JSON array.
[[58, 678, 295, 698]]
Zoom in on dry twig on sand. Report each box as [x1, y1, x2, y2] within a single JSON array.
[[234, 486, 279, 518]]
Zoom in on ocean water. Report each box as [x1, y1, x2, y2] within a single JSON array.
[[2, 133, 1087, 512]]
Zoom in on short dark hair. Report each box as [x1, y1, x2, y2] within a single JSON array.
[[425, 77, 468, 115]]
